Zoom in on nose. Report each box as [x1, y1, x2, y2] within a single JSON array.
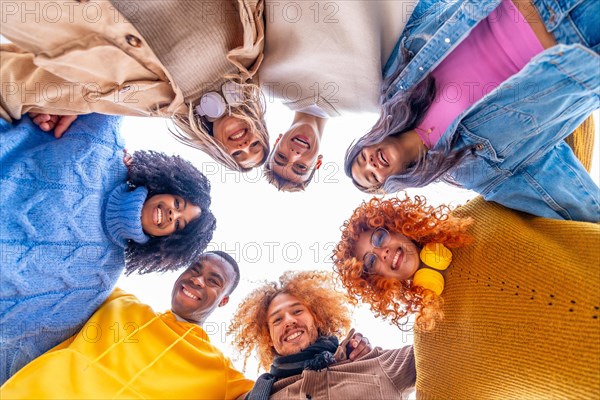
[[237, 138, 249, 149], [282, 312, 297, 327], [191, 275, 205, 288], [374, 247, 390, 262], [168, 208, 181, 222], [368, 153, 379, 168]]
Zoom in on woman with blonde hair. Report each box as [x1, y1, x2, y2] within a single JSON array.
[[1, 0, 269, 171]]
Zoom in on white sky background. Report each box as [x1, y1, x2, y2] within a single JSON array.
[[116, 99, 600, 379]]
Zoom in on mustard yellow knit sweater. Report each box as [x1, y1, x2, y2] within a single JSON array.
[[415, 118, 599, 399], [416, 197, 599, 398]]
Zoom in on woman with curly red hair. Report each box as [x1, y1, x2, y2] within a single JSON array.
[[333, 195, 473, 331]]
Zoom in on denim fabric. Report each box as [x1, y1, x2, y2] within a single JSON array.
[[383, 0, 600, 221], [453, 45, 600, 220]]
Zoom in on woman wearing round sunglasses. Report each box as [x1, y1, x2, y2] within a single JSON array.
[[333, 194, 600, 397], [333, 195, 473, 331]]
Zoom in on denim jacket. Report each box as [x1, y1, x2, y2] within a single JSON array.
[[383, 0, 600, 221]]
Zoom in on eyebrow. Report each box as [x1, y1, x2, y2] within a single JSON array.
[[291, 166, 307, 177], [268, 301, 303, 319], [181, 197, 190, 226], [208, 271, 224, 284]]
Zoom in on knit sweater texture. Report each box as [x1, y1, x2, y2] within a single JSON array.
[[0, 114, 148, 384], [415, 197, 600, 399]]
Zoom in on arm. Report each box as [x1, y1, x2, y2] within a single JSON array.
[[379, 345, 416, 394], [1, 43, 167, 122], [0, 44, 90, 122]]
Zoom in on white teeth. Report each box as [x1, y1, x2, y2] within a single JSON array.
[[157, 207, 163, 225], [182, 288, 198, 300], [286, 331, 302, 341], [230, 129, 245, 140], [392, 248, 402, 270], [292, 138, 309, 148]]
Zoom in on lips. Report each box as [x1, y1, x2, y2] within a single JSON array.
[[378, 149, 389, 167], [229, 128, 247, 142], [392, 248, 403, 270], [291, 135, 310, 149]]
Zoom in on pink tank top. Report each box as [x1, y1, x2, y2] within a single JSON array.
[[416, 0, 545, 148]]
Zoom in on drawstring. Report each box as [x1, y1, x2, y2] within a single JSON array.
[[86, 314, 163, 369], [114, 324, 196, 397]]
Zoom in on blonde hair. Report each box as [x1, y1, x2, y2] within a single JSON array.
[[170, 78, 269, 172]]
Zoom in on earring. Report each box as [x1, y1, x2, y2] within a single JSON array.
[[412, 243, 453, 296], [316, 159, 323, 169], [420, 243, 452, 270]]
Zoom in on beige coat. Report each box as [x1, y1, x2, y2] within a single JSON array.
[[270, 346, 415, 400], [0, 0, 264, 121]]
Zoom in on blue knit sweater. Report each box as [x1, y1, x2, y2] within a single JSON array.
[[0, 114, 149, 383]]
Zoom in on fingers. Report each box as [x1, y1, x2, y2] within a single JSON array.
[[348, 332, 372, 361], [123, 149, 133, 167], [29, 113, 55, 131], [54, 115, 77, 138]]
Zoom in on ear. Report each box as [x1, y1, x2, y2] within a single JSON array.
[[268, 336, 273, 346], [218, 295, 230, 307]]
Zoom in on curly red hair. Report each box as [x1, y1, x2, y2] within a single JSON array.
[[228, 270, 352, 372], [332, 195, 473, 331]]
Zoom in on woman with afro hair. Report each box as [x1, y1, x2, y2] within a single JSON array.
[[0, 113, 215, 383], [333, 195, 473, 332]]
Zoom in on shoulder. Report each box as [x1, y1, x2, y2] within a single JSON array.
[[62, 114, 124, 147]]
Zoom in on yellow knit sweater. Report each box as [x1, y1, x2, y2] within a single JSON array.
[[415, 196, 600, 399]]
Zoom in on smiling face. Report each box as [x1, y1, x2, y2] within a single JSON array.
[[267, 293, 319, 356], [212, 115, 265, 169], [354, 227, 421, 280], [141, 194, 202, 237], [171, 253, 237, 324], [351, 130, 426, 191], [268, 123, 322, 184]]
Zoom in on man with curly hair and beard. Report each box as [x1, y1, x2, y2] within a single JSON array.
[[228, 270, 415, 400], [1, 251, 254, 399]]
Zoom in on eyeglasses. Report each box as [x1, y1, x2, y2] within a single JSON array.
[[362, 227, 390, 275]]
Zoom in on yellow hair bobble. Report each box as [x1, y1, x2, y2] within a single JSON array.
[[420, 243, 452, 270], [412, 243, 453, 296], [413, 268, 445, 296]]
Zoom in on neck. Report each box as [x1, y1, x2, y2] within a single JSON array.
[[292, 111, 327, 139], [171, 310, 202, 325]]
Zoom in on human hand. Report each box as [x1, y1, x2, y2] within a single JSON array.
[[123, 149, 133, 168], [28, 113, 77, 138], [347, 331, 372, 361]]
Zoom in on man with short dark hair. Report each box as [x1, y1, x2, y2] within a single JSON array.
[[229, 271, 415, 400], [1, 251, 253, 399]]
